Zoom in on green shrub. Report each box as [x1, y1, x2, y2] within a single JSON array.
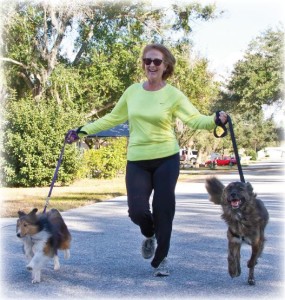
[[2, 97, 83, 187], [246, 149, 257, 161], [77, 138, 127, 179]]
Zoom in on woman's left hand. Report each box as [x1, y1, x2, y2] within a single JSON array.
[[215, 111, 228, 125], [218, 111, 228, 124]]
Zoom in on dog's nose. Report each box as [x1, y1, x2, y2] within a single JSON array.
[[230, 192, 237, 198], [16, 233, 21, 238]]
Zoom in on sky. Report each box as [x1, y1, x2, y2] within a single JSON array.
[[188, 0, 284, 79]]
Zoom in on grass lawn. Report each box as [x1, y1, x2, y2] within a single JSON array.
[[1, 165, 237, 218], [1, 176, 127, 218]]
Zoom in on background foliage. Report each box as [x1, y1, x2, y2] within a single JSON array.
[[3, 95, 83, 186], [1, 1, 283, 187], [77, 138, 127, 179]]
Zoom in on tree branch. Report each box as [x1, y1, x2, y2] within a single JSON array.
[[46, 8, 71, 76], [72, 24, 94, 66], [18, 71, 34, 90], [86, 102, 114, 118], [0, 57, 28, 69]]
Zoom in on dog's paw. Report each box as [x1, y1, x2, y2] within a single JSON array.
[[32, 279, 41, 284], [53, 255, 60, 270], [32, 278, 40, 284], [64, 249, 70, 259], [229, 270, 241, 278], [248, 277, 256, 285], [228, 264, 241, 278], [32, 270, 41, 283]]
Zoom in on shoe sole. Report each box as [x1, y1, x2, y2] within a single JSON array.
[[142, 253, 154, 259], [154, 271, 170, 277]]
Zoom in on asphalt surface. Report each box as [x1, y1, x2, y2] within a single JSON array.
[[1, 160, 284, 299]]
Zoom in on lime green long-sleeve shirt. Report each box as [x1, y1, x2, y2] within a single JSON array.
[[80, 83, 215, 161]]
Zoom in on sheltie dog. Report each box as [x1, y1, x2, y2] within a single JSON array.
[[205, 177, 269, 285], [16, 208, 71, 283]]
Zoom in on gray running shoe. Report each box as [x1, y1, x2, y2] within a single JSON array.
[[141, 235, 156, 259], [153, 258, 170, 277]]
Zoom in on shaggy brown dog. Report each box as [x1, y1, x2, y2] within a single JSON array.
[[205, 177, 269, 285]]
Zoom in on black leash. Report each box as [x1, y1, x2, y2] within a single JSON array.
[[43, 140, 67, 213], [214, 114, 245, 183], [227, 116, 245, 183]]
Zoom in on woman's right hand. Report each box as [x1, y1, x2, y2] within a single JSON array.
[[65, 129, 80, 144]]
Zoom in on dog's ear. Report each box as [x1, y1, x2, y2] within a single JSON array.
[[18, 210, 26, 217], [28, 208, 38, 215], [246, 182, 254, 194]]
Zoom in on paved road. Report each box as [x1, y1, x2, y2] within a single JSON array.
[[1, 160, 284, 299]]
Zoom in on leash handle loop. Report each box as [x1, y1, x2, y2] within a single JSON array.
[[213, 111, 228, 138]]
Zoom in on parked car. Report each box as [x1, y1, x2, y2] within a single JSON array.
[[205, 155, 237, 167], [216, 156, 237, 166], [179, 149, 198, 164], [179, 148, 198, 169]]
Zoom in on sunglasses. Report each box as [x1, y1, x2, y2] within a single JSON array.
[[143, 58, 163, 66]]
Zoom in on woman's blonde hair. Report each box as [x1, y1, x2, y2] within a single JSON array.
[[141, 44, 176, 80]]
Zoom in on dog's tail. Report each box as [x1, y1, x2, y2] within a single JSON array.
[[205, 177, 225, 205]]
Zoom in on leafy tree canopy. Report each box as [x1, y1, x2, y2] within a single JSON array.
[[221, 27, 284, 113], [1, 1, 220, 103], [1, 0, 222, 186]]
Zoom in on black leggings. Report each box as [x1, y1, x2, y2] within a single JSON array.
[[126, 153, 180, 268]]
